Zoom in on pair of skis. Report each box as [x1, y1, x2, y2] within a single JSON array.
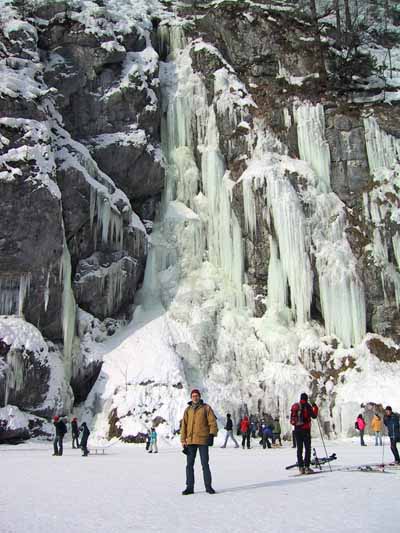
[[285, 449, 337, 471]]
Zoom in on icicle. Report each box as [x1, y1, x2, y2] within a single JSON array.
[[44, 271, 50, 311], [242, 176, 257, 238], [364, 116, 400, 174], [266, 170, 313, 324], [0, 274, 31, 316], [89, 188, 124, 249], [59, 235, 76, 373], [393, 233, 400, 269], [266, 236, 288, 313], [294, 102, 331, 192], [313, 195, 366, 347]]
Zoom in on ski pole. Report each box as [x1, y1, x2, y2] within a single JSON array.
[[316, 416, 332, 472]]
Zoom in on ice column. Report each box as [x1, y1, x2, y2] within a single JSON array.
[[266, 168, 313, 324], [364, 116, 400, 174], [0, 274, 31, 316], [201, 109, 244, 307], [295, 102, 331, 192], [59, 235, 76, 375], [314, 195, 366, 347]]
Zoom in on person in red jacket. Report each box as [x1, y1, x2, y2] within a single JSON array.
[[240, 416, 251, 449], [290, 393, 319, 474]]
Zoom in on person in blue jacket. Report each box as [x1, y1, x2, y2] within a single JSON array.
[[148, 427, 158, 454], [261, 423, 272, 449], [384, 406, 400, 464]]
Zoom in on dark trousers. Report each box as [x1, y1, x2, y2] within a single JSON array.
[[272, 433, 282, 446], [389, 438, 400, 462], [241, 432, 250, 448], [186, 445, 212, 490], [295, 429, 311, 467], [81, 442, 89, 456], [72, 434, 80, 448], [292, 430, 297, 448], [359, 429, 366, 446], [53, 436, 64, 456], [262, 434, 272, 449]]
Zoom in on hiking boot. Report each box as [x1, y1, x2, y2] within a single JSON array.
[[182, 488, 194, 495], [298, 467, 305, 475], [304, 467, 314, 474], [206, 487, 216, 494]]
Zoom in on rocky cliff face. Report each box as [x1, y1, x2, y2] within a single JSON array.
[[1, 0, 400, 441]]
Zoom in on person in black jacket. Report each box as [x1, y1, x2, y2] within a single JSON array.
[[384, 406, 400, 464], [221, 413, 239, 448], [71, 417, 80, 449], [79, 422, 90, 457], [53, 416, 67, 456]]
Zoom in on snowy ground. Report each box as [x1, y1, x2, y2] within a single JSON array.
[[0, 435, 398, 533]]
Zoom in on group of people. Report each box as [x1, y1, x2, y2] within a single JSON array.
[[221, 414, 282, 450], [356, 408, 400, 463], [52, 416, 90, 457], [178, 389, 319, 495], [145, 428, 158, 453]]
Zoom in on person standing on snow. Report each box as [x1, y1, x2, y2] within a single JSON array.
[[221, 413, 239, 448], [272, 417, 282, 447], [52, 415, 67, 456], [290, 393, 318, 474], [180, 389, 218, 495], [355, 414, 367, 446], [148, 427, 158, 453], [384, 406, 400, 464], [71, 417, 80, 449], [371, 413, 383, 446], [79, 422, 90, 457], [240, 415, 251, 449]]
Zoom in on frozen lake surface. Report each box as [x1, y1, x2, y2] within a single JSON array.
[[0, 436, 397, 533]]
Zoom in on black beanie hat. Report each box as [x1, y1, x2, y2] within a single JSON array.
[[300, 393, 308, 401]]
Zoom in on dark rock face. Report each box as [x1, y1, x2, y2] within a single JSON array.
[[40, 15, 164, 205], [73, 251, 140, 320]]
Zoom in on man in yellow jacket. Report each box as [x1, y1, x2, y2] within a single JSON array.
[[180, 389, 218, 495]]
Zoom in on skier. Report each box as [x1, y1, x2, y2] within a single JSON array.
[[79, 422, 90, 457], [148, 427, 158, 453], [180, 389, 218, 495], [355, 414, 367, 446], [221, 413, 239, 448], [383, 406, 400, 464], [272, 417, 282, 447], [52, 415, 67, 456], [240, 415, 251, 449], [250, 417, 257, 439], [371, 413, 383, 446], [71, 417, 80, 449], [290, 393, 318, 474]]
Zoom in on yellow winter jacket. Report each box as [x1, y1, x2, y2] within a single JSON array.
[[371, 416, 382, 432], [180, 401, 218, 445]]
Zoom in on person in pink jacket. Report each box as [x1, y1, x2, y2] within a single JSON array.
[[355, 414, 367, 446]]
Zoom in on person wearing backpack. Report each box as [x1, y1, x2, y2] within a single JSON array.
[[290, 393, 318, 474], [355, 414, 367, 446], [52, 415, 67, 456], [180, 389, 218, 495]]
